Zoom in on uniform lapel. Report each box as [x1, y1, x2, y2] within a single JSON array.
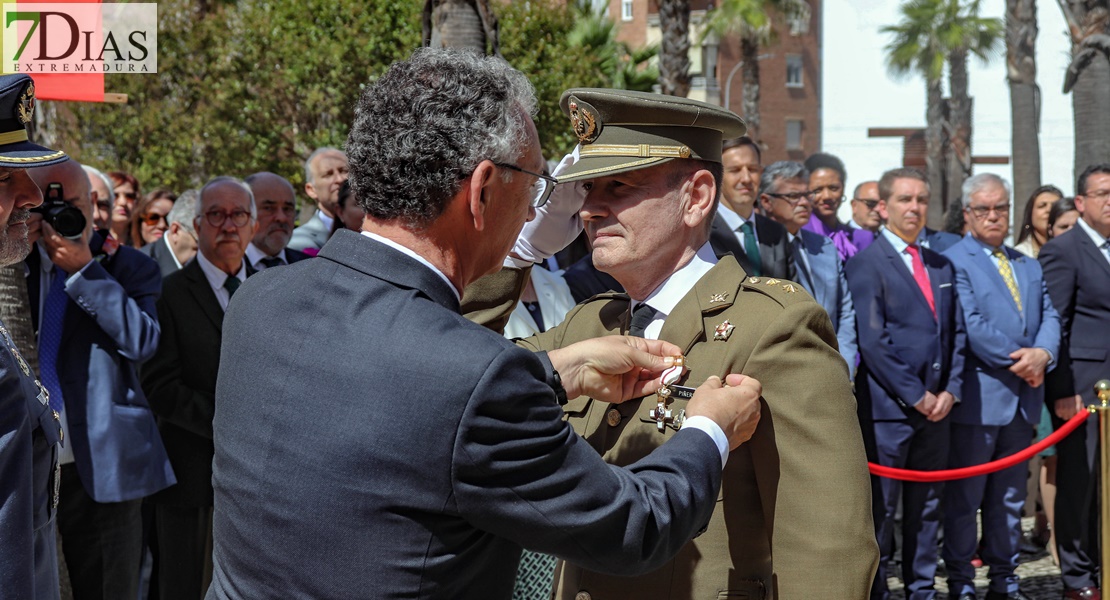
[[658, 257, 745, 355]]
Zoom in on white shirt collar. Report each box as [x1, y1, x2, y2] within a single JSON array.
[[632, 242, 718, 316], [195, 248, 247, 297], [850, 217, 869, 232], [1076, 215, 1109, 248], [245, 242, 285, 269], [360, 230, 461, 302], [881, 226, 913, 253], [317, 209, 335, 232], [163, 235, 184, 269], [715, 203, 753, 232]]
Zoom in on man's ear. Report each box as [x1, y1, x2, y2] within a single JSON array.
[[466, 160, 498, 232], [304, 182, 318, 202], [682, 169, 717, 228]]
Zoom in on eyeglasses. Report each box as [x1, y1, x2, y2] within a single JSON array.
[[141, 213, 167, 227], [966, 203, 1010, 219], [853, 198, 880, 210], [766, 191, 814, 206], [1083, 188, 1110, 201], [202, 209, 251, 228], [493, 162, 557, 208]]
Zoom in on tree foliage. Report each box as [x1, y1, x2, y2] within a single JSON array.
[[55, 0, 653, 190]]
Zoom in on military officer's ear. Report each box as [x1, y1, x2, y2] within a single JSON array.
[[466, 159, 498, 232], [682, 168, 717, 229]]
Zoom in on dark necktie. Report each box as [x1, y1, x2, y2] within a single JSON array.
[[223, 275, 241, 299], [739, 221, 762, 276], [260, 256, 283, 269], [904, 244, 935, 318], [38, 267, 68, 413], [628, 303, 656, 338]]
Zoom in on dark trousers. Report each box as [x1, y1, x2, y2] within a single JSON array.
[[942, 415, 1034, 595], [154, 504, 213, 600], [56, 463, 142, 600], [868, 416, 950, 600], [1055, 414, 1101, 590]]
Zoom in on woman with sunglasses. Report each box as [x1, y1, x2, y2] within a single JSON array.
[[109, 171, 141, 245], [129, 189, 177, 248], [802, 152, 860, 262]]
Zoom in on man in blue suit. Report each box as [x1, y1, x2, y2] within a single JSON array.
[[941, 173, 1059, 600], [759, 160, 857, 367], [0, 73, 69, 600], [845, 167, 966, 600], [26, 158, 175, 600]]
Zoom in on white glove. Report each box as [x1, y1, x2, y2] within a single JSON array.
[[509, 146, 585, 266]]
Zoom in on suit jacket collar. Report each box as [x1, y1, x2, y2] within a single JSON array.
[[181, 259, 225, 331], [318, 230, 461, 313], [958, 235, 1025, 318], [1071, 219, 1110, 279], [874, 233, 940, 323]]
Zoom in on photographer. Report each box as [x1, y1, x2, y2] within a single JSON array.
[[25, 157, 175, 600]]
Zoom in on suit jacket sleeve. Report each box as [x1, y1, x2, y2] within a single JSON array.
[[949, 258, 1022, 369], [141, 293, 215, 439], [947, 285, 967, 400], [846, 259, 927, 405], [451, 345, 724, 576], [835, 261, 858, 369], [66, 256, 161, 362], [1040, 241, 1077, 400], [1033, 277, 1062, 373]]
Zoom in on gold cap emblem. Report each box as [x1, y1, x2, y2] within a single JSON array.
[[17, 82, 35, 125], [567, 96, 600, 144]]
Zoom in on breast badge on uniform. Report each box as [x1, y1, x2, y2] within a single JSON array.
[[713, 320, 735, 341]]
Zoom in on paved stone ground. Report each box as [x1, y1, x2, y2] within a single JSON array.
[[886, 518, 1063, 599]]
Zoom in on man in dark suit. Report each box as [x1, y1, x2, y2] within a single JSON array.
[[139, 189, 199, 277], [244, 172, 309, 270], [206, 49, 762, 600], [941, 174, 1059, 600], [710, 136, 795, 279], [142, 177, 258, 600], [1040, 164, 1110, 600], [0, 73, 68, 600], [26, 158, 175, 600], [845, 167, 966, 600]]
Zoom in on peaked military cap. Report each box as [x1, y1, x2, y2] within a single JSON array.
[[0, 74, 67, 169], [556, 88, 746, 182]]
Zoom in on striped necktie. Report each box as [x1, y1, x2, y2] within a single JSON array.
[[992, 249, 1022, 313]]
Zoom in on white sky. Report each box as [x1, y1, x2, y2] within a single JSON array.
[[822, 0, 1076, 206]]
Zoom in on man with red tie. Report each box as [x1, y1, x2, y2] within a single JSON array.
[[845, 167, 967, 600]]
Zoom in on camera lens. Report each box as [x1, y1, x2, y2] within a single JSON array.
[[50, 205, 86, 239]]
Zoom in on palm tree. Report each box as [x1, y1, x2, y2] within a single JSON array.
[[705, 0, 810, 141], [883, 0, 1001, 228], [422, 0, 499, 56], [1007, 0, 1042, 219], [567, 1, 659, 92], [1059, 1, 1110, 182], [658, 0, 692, 97]]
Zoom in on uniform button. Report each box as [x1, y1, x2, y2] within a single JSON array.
[[932, 362, 941, 371], [575, 592, 592, 600], [606, 409, 622, 427]]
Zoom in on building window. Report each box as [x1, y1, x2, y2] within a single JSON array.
[[622, 0, 633, 21], [786, 119, 803, 150], [786, 55, 803, 88]]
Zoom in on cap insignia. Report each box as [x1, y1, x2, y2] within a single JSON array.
[[568, 97, 600, 144], [17, 82, 35, 125]]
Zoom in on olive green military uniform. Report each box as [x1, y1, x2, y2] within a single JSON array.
[[467, 256, 877, 599]]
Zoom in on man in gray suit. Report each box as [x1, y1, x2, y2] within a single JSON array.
[[287, 147, 348, 251], [207, 49, 762, 600]]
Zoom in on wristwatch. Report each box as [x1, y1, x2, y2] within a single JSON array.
[[550, 368, 568, 406]]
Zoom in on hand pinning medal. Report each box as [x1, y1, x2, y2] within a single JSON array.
[[649, 355, 687, 431]]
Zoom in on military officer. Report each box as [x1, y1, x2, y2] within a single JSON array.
[[465, 89, 878, 599], [0, 73, 69, 600]]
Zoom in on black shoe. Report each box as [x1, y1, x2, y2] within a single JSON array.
[[986, 591, 1032, 600]]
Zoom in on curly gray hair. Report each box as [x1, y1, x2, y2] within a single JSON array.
[[346, 48, 537, 228]]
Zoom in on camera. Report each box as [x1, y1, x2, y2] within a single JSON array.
[[31, 182, 86, 239]]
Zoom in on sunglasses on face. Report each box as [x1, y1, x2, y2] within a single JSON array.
[[853, 198, 880, 210], [141, 213, 168, 227]]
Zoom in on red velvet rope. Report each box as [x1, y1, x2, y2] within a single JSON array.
[[868, 409, 1093, 482]]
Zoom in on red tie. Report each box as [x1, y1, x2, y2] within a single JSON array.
[[904, 244, 936, 318]]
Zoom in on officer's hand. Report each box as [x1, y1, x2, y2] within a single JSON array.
[[510, 148, 584, 263], [686, 374, 762, 450], [40, 220, 93, 274], [548, 335, 684, 404], [1055, 394, 1085, 420]]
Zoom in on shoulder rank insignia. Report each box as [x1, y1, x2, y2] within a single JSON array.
[[709, 292, 728, 303], [763, 278, 781, 285], [782, 284, 798, 293], [747, 277, 760, 284], [713, 319, 735, 341]]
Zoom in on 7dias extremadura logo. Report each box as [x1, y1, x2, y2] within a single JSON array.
[[2, 3, 157, 74]]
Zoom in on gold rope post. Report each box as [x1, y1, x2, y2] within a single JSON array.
[[1094, 379, 1110, 599]]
